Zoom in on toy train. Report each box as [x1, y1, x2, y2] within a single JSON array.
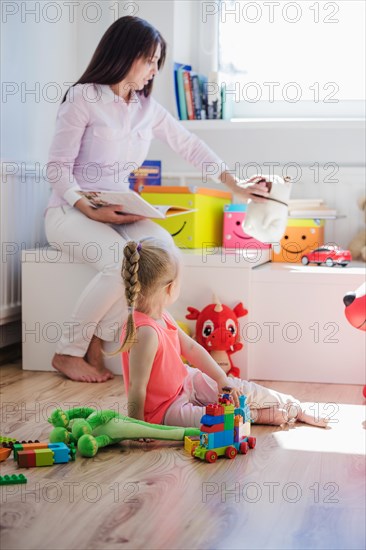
[[185, 390, 256, 463]]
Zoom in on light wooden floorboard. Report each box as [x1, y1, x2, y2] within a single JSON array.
[[0, 362, 365, 550]]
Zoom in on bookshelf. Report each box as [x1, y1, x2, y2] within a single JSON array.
[[179, 119, 365, 131]]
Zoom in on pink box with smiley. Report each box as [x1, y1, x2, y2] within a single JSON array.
[[223, 204, 271, 250]]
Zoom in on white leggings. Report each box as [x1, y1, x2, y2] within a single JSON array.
[[44, 205, 173, 356], [163, 366, 300, 428]]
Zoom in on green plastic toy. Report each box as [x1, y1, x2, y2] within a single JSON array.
[[0, 474, 27, 485], [48, 407, 200, 458]]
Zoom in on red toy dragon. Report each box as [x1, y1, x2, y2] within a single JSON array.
[[186, 298, 248, 378]]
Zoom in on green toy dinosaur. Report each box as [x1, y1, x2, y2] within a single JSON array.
[[48, 407, 200, 458]]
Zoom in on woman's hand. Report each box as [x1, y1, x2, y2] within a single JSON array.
[[74, 198, 145, 224], [220, 172, 271, 203]]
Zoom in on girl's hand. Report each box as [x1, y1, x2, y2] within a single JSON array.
[[217, 380, 243, 408]]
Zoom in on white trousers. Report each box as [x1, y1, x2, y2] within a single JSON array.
[[44, 205, 173, 356], [163, 366, 300, 428]]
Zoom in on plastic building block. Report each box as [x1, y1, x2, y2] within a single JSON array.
[[200, 414, 224, 426], [35, 449, 54, 466], [0, 436, 17, 444], [184, 435, 200, 454], [213, 430, 233, 448], [0, 448, 12, 461], [0, 474, 27, 485], [223, 404, 235, 414], [49, 443, 71, 464], [206, 404, 224, 416], [69, 443, 77, 461], [17, 450, 37, 468], [200, 423, 224, 434], [224, 415, 234, 431]]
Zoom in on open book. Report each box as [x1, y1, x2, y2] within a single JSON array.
[[77, 190, 196, 219]]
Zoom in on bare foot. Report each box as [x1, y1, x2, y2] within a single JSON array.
[[85, 335, 114, 381], [52, 354, 112, 383], [297, 402, 330, 428]]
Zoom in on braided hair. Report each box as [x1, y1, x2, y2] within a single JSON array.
[[118, 239, 179, 353]]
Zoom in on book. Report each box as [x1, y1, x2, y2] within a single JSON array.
[[191, 73, 202, 120], [174, 63, 191, 120], [129, 160, 161, 192], [77, 190, 197, 219], [183, 70, 195, 120]]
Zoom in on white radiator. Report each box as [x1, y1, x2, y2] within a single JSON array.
[[1, 163, 50, 326]]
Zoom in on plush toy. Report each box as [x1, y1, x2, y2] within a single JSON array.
[[241, 175, 292, 243], [343, 282, 366, 398], [48, 407, 200, 457], [348, 196, 366, 261], [186, 297, 248, 378]]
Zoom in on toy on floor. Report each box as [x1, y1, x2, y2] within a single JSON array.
[[14, 442, 75, 468], [348, 196, 366, 261], [0, 474, 27, 485], [186, 297, 248, 378], [48, 407, 200, 458], [241, 175, 292, 242], [343, 282, 366, 398], [188, 388, 256, 463]]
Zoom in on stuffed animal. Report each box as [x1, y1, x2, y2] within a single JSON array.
[[241, 175, 292, 243], [186, 297, 248, 378], [48, 407, 200, 457], [343, 282, 366, 398], [348, 196, 366, 261]]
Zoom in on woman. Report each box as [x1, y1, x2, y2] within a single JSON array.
[[45, 16, 268, 383]]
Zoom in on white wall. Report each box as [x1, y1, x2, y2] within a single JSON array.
[[1, 0, 365, 249]]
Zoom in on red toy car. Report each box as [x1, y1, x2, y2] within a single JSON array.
[[301, 245, 352, 267]]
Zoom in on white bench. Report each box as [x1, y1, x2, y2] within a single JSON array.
[[22, 248, 365, 384], [21, 247, 270, 377]]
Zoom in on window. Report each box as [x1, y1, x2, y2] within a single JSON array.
[[216, 0, 365, 118]]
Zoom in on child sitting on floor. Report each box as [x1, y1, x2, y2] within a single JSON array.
[[118, 239, 328, 429]]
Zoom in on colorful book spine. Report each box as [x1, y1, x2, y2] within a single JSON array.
[[183, 70, 195, 120], [191, 73, 202, 120], [176, 66, 189, 120]]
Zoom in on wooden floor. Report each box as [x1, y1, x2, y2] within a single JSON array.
[[0, 361, 365, 550]]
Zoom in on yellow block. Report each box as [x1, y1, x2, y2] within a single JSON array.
[[184, 435, 200, 454], [272, 219, 325, 263], [141, 186, 232, 248]]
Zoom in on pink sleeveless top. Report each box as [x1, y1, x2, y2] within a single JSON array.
[[121, 311, 188, 424]]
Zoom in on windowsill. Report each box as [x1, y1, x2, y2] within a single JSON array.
[[180, 118, 365, 130]]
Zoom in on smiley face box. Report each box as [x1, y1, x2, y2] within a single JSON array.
[[223, 204, 271, 250], [271, 218, 325, 263], [141, 186, 231, 248]]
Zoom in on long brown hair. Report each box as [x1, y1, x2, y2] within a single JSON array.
[[119, 239, 180, 353], [62, 16, 166, 103]]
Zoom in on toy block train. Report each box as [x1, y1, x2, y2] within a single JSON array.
[[185, 390, 256, 463]]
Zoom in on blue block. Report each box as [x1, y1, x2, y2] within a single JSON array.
[[200, 414, 225, 426], [213, 430, 234, 448], [48, 443, 71, 464]]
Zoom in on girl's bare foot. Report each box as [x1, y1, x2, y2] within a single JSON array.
[[85, 335, 114, 380], [52, 354, 112, 383], [251, 403, 329, 428], [297, 402, 330, 428]]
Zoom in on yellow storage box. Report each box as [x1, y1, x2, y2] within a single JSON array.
[[141, 186, 232, 249]]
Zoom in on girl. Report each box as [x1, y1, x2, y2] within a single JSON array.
[[45, 16, 269, 383], [119, 239, 328, 428]]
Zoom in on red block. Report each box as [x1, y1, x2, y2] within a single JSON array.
[[206, 404, 224, 416], [17, 450, 36, 468], [200, 423, 225, 433]]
